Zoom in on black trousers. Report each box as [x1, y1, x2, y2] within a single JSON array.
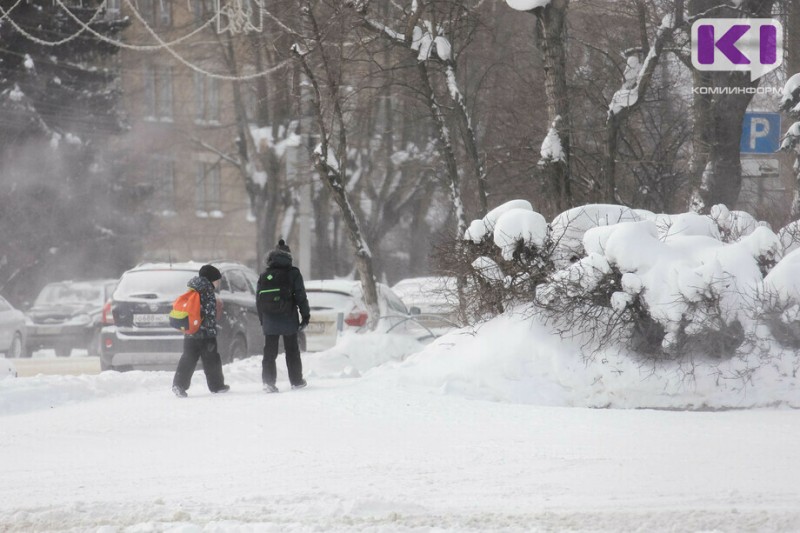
[[262, 333, 303, 387], [173, 336, 226, 392]]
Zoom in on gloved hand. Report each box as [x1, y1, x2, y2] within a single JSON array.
[[299, 317, 310, 332]]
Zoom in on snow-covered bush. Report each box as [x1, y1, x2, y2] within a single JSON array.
[[439, 200, 554, 323], [448, 200, 792, 362], [549, 204, 648, 268], [762, 248, 800, 348]]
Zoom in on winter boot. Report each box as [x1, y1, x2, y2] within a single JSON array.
[[291, 379, 307, 390], [212, 385, 230, 394], [263, 383, 279, 393], [172, 385, 188, 398]]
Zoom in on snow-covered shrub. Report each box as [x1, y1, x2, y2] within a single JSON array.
[[539, 215, 780, 359], [448, 200, 788, 362], [762, 249, 800, 348], [778, 220, 800, 256], [549, 204, 648, 268], [439, 200, 554, 323], [708, 204, 770, 243]]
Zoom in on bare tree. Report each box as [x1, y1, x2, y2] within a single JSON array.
[[603, 0, 684, 203], [291, 1, 380, 323]]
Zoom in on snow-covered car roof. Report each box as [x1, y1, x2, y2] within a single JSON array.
[[304, 279, 364, 295], [392, 276, 458, 309], [130, 261, 251, 272]]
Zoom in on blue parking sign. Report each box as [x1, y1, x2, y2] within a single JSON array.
[[740, 112, 781, 154]]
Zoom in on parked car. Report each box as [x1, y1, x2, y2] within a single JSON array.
[[391, 276, 459, 335], [303, 280, 428, 352], [25, 279, 118, 357], [0, 295, 27, 358], [100, 261, 271, 371]]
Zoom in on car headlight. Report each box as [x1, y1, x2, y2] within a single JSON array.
[[67, 314, 92, 326]]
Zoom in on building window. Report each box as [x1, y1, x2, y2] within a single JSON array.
[[152, 156, 175, 215], [105, 0, 121, 19], [144, 65, 173, 121], [137, 0, 171, 27], [194, 72, 220, 123], [195, 162, 223, 218]]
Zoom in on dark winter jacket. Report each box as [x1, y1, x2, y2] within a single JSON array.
[[257, 249, 310, 336], [186, 276, 218, 338]]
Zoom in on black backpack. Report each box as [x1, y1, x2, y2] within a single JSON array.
[[258, 268, 294, 315]]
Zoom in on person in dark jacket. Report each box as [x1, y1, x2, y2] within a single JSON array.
[[172, 264, 230, 398], [257, 240, 310, 392]]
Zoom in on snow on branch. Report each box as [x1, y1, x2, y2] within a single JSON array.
[[539, 118, 566, 165], [505, 0, 551, 11]]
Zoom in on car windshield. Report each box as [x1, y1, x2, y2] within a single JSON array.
[[115, 270, 196, 300], [35, 283, 105, 306], [307, 291, 355, 311]]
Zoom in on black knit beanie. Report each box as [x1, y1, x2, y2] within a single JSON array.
[[199, 264, 222, 282]]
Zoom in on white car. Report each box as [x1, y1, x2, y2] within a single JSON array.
[[0, 295, 27, 359], [391, 276, 459, 334], [303, 280, 427, 351]]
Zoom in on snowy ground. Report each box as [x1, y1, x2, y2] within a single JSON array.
[[2, 321, 800, 532]]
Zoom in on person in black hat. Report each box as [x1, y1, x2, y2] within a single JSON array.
[[172, 264, 230, 397], [257, 240, 310, 392]]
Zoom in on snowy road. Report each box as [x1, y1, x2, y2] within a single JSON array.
[[12, 355, 100, 377], [2, 356, 800, 532]]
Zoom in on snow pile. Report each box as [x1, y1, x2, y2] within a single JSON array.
[[374, 313, 800, 409], [0, 358, 16, 380], [304, 331, 426, 379], [549, 204, 647, 266]]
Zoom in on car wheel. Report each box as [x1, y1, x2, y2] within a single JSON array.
[[54, 345, 72, 357], [228, 334, 247, 364], [9, 333, 23, 358]]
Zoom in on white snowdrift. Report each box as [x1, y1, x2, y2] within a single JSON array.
[[373, 313, 800, 409]]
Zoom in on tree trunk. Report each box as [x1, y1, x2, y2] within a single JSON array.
[[445, 63, 489, 217], [687, 0, 776, 211], [534, 0, 572, 211], [417, 61, 469, 235]]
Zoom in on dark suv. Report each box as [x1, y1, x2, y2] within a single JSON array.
[[26, 279, 118, 357], [100, 262, 265, 371]]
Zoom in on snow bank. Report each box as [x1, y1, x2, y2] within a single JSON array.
[[374, 313, 800, 409], [0, 358, 16, 380]]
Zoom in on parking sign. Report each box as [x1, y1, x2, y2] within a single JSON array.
[[740, 112, 781, 154]]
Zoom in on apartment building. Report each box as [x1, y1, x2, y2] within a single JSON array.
[[113, 0, 258, 267]]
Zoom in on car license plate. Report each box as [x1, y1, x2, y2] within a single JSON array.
[[306, 322, 325, 334], [36, 325, 62, 335], [133, 314, 169, 326]]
